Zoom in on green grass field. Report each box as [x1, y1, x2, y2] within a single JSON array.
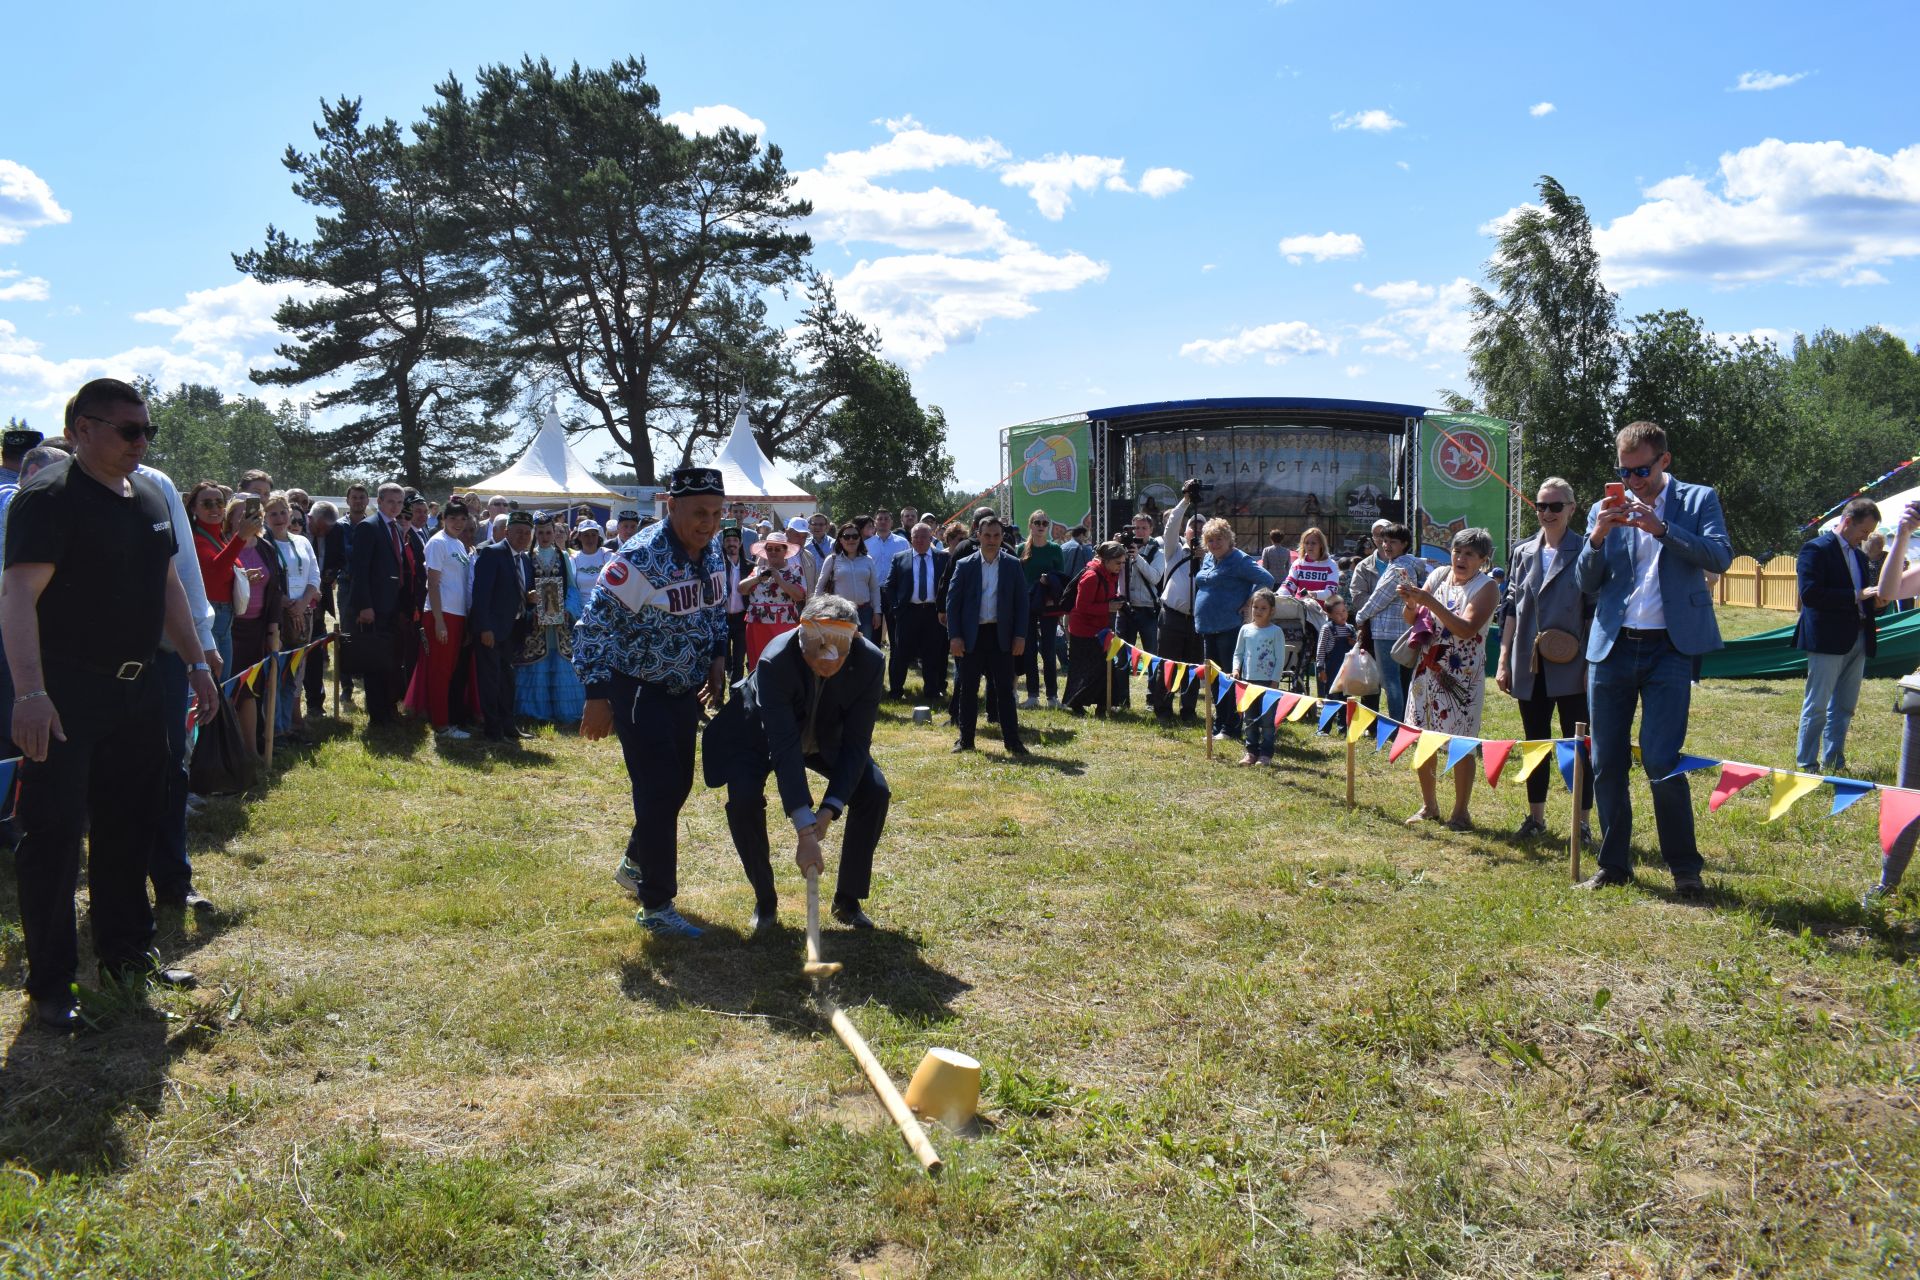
[[2, 605, 1917, 1278]]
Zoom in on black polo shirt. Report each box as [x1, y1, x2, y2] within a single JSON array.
[[5, 458, 177, 673]]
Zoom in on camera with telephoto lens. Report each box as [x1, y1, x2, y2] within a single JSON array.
[[1180, 478, 1214, 499], [1115, 529, 1142, 550]]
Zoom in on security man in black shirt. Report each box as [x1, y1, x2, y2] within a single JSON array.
[[3, 379, 220, 1033]]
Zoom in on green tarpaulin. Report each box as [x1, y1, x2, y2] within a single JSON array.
[[1481, 611, 1920, 680]]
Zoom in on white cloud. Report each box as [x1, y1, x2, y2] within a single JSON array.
[[1478, 202, 1545, 237], [833, 244, 1108, 364], [662, 104, 767, 138], [1279, 231, 1365, 263], [132, 278, 317, 356], [1714, 327, 1794, 350], [1138, 166, 1192, 198], [0, 318, 36, 356], [0, 160, 71, 245], [1395, 160, 1411, 171], [1352, 280, 1435, 305], [1200, 263, 1217, 273], [823, 125, 1008, 180], [0, 269, 50, 302], [1732, 71, 1808, 92], [1000, 154, 1130, 219], [1529, 101, 1556, 117], [1178, 320, 1337, 365], [795, 169, 1018, 254], [1592, 138, 1920, 288], [1331, 109, 1404, 133], [1344, 364, 1368, 378], [1841, 268, 1889, 287]]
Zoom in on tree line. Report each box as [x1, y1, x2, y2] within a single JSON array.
[[231, 55, 954, 511], [1459, 176, 1920, 555]]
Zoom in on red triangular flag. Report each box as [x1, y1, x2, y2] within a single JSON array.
[[1708, 762, 1768, 812], [1162, 661, 1179, 691], [1387, 723, 1423, 763], [1272, 692, 1301, 725], [1482, 739, 1516, 788], [1879, 788, 1920, 856]]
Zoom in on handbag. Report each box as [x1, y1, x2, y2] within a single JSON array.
[[1331, 647, 1383, 697], [187, 684, 260, 795], [1390, 608, 1435, 669], [1896, 672, 1920, 715], [1533, 627, 1581, 666], [232, 564, 251, 616]]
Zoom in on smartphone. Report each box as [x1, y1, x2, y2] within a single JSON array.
[[1604, 482, 1625, 507]]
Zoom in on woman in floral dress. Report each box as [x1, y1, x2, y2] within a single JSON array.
[[1399, 527, 1500, 831]]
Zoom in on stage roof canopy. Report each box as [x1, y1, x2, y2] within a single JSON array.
[[1086, 396, 1431, 432]]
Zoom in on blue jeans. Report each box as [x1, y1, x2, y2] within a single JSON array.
[[148, 650, 195, 898], [211, 602, 235, 675], [1797, 637, 1866, 772], [1373, 638, 1411, 722], [1588, 632, 1702, 880], [1202, 630, 1240, 736]]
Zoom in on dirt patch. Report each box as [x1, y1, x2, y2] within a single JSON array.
[[815, 1090, 887, 1134], [1293, 1156, 1396, 1231], [838, 1241, 920, 1279], [1815, 1083, 1919, 1131]]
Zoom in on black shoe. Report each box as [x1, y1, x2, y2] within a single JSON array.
[[29, 996, 83, 1034], [951, 740, 972, 753], [1673, 876, 1707, 902], [748, 905, 779, 938], [511, 727, 536, 740], [832, 901, 875, 930], [100, 959, 197, 992], [1576, 872, 1633, 891], [181, 888, 217, 916], [1007, 743, 1031, 757]]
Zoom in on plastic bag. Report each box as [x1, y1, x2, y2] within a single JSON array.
[[187, 684, 260, 795], [1331, 647, 1383, 697]]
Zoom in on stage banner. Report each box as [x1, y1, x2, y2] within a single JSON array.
[[1417, 413, 1510, 565], [1009, 419, 1093, 531]]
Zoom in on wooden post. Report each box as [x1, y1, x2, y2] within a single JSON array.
[[263, 641, 279, 769], [1103, 633, 1114, 718], [1751, 559, 1764, 609], [1569, 721, 1588, 882], [1345, 697, 1358, 809], [332, 632, 343, 718], [1202, 663, 1214, 759]]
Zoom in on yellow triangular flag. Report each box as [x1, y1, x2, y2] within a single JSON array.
[[1412, 730, 1451, 769], [1287, 694, 1317, 722], [1347, 704, 1377, 744], [287, 648, 306, 678], [1766, 770, 1825, 822], [1235, 682, 1264, 714], [1513, 740, 1556, 782], [244, 662, 262, 692], [1105, 634, 1123, 660]]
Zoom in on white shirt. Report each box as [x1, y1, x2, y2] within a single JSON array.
[[271, 532, 320, 601], [908, 548, 938, 603], [1539, 544, 1557, 583], [866, 531, 909, 568], [1621, 475, 1671, 630], [138, 464, 216, 657], [979, 549, 1002, 624], [424, 530, 473, 616]]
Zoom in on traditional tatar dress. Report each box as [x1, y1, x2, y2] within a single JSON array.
[[514, 544, 587, 721]]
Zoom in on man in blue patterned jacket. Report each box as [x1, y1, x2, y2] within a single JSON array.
[[575, 466, 728, 938]]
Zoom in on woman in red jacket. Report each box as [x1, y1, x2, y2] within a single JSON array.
[[1062, 541, 1126, 715], [189, 481, 260, 674]]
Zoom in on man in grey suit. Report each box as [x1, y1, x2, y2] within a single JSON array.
[[1575, 421, 1733, 897], [703, 594, 888, 933]]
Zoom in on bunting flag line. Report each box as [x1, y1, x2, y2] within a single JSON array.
[[1235, 682, 1261, 714], [1105, 633, 1124, 661], [1388, 723, 1422, 762], [1286, 694, 1317, 723], [1709, 762, 1769, 812], [1879, 788, 1920, 856], [1514, 740, 1556, 784], [1482, 739, 1516, 788], [1830, 778, 1875, 816], [1413, 730, 1451, 770], [1273, 692, 1301, 726], [1316, 700, 1342, 733], [1374, 714, 1398, 751], [1767, 770, 1826, 823], [1555, 741, 1580, 792], [1347, 704, 1377, 745], [1445, 737, 1479, 773], [1799, 452, 1920, 531]]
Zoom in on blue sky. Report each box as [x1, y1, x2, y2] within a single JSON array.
[[3, 0, 1916, 489]]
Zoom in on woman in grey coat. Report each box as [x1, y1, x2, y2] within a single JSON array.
[[1495, 477, 1594, 839]]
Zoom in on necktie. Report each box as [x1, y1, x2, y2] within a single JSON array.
[[802, 669, 824, 756], [918, 553, 929, 602], [390, 520, 408, 596], [516, 554, 528, 616]]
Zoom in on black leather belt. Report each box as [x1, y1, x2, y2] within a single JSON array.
[[1620, 627, 1667, 642], [50, 659, 147, 681]]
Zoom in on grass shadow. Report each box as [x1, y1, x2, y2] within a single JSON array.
[[432, 743, 558, 771], [0, 997, 190, 1175], [361, 721, 430, 759]]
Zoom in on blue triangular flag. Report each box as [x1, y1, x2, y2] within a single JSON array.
[[1374, 715, 1398, 751], [1259, 690, 1281, 719], [1827, 777, 1875, 816], [1445, 737, 1479, 772], [1148, 657, 1162, 680], [1316, 700, 1342, 732], [1667, 753, 1720, 778], [1215, 672, 1233, 702], [1556, 740, 1579, 791]]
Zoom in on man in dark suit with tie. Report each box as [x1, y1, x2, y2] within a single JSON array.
[[470, 510, 537, 742], [1793, 497, 1881, 773], [703, 596, 888, 932], [884, 521, 951, 701], [945, 514, 1030, 755], [346, 481, 423, 725]]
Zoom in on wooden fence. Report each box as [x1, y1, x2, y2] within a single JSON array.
[[1716, 556, 1798, 610]]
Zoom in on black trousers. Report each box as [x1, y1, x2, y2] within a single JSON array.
[[1154, 609, 1203, 719], [957, 624, 1022, 749], [1063, 630, 1111, 712], [890, 601, 947, 698], [723, 753, 889, 909], [476, 639, 517, 737], [302, 624, 329, 714], [359, 613, 416, 725], [1519, 679, 1594, 808], [14, 666, 167, 1000], [611, 674, 701, 910], [726, 613, 747, 688]]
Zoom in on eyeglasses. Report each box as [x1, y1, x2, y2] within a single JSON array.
[[82, 413, 158, 442], [1533, 500, 1568, 513], [1616, 464, 1656, 480]]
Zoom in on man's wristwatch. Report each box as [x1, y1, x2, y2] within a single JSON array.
[[189, 661, 212, 673]]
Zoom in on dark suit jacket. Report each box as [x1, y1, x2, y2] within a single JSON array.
[[702, 627, 884, 817], [944, 550, 1030, 652], [469, 541, 532, 644], [885, 545, 952, 612], [346, 513, 417, 620], [1794, 530, 1879, 657]]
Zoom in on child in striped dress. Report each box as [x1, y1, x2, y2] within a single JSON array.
[[1233, 589, 1286, 766]]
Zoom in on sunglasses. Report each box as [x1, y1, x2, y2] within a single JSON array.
[[83, 413, 158, 442], [1616, 464, 1656, 479], [1533, 500, 1568, 513]]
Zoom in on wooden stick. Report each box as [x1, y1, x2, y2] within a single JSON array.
[[1203, 663, 1214, 759], [1569, 721, 1588, 883], [332, 632, 343, 718], [264, 640, 279, 769], [803, 868, 841, 978], [826, 999, 943, 1175], [1345, 697, 1358, 809], [1103, 634, 1113, 718]]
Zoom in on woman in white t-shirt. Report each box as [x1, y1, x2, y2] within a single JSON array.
[[570, 521, 611, 600], [263, 492, 320, 741], [408, 500, 477, 734]]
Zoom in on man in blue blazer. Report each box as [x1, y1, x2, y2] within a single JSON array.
[[1793, 498, 1881, 773], [1575, 421, 1733, 897], [944, 514, 1030, 755], [884, 522, 952, 700], [469, 511, 536, 742], [345, 482, 422, 726]]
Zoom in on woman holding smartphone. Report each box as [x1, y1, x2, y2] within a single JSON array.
[[1870, 500, 1920, 904]]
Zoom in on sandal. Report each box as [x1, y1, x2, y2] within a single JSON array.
[[1405, 808, 1436, 826], [1444, 815, 1473, 833]]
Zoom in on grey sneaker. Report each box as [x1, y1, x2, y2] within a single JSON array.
[[1862, 884, 1890, 910], [1018, 695, 1040, 709], [613, 857, 642, 899], [1514, 815, 1550, 839], [637, 904, 704, 939]]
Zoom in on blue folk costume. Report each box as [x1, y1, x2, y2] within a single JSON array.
[[514, 541, 585, 721]]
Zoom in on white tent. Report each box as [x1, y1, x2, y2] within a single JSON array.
[[466, 410, 631, 512], [669, 403, 815, 523]]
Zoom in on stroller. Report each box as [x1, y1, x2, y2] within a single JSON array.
[[1270, 595, 1324, 694]]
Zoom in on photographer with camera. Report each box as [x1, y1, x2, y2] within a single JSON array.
[[1110, 515, 1162, 711], [1153, 480, 1211, 725]]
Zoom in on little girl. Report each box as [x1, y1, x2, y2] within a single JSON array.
[[1232, 588, 1286, 766], [1279, 526, 1340, 602]]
